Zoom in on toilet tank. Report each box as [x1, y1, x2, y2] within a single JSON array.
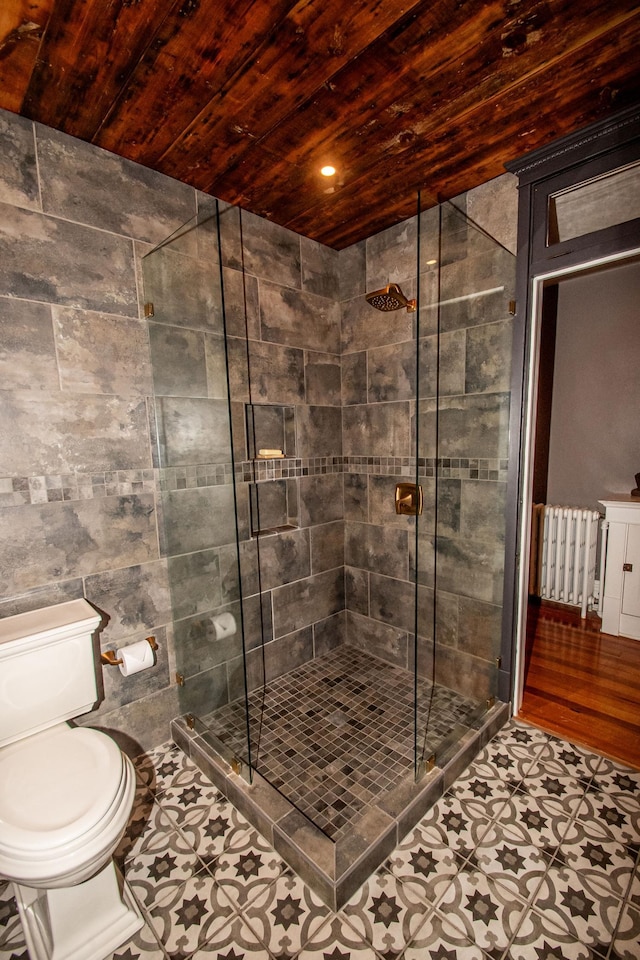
[[0, 599, 103, 748]]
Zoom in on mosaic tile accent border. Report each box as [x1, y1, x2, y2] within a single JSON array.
[[1, 457, 508, 507]]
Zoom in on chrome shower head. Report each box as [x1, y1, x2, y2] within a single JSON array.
[[365, 282, 416, 313]]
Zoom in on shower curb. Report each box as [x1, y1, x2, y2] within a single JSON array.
[[171, 700, 510, 911]]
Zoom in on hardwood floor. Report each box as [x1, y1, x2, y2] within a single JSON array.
[[518, 600, 640, 770]]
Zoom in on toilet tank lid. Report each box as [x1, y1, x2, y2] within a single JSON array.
[[0, 599, 102, 653]]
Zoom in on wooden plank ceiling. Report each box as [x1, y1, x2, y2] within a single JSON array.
[[1, 0, 639, 248]]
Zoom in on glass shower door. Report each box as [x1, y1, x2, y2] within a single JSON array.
[[142, 203, 252, 779], [414, 199, 516, 773]]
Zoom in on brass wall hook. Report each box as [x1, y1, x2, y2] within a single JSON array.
[[101, 635, 157, 666]]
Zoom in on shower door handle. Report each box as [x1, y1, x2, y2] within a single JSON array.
[[395, 483, 423, 516]]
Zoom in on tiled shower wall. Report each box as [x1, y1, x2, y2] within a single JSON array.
[[0, 104, 518, 754]]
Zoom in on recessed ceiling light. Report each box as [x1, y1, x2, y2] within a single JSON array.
[[320, 165, 336, 177], [425, 258, 438, 265]]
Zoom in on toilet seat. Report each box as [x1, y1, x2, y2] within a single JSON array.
[[0, 724, 135, 887]]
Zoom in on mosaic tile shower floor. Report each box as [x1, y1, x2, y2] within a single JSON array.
[[1, 720, 639, 960], [202, 646, 480, 839]]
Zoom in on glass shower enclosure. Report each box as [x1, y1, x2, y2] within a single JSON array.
[[141, 192, 516, 881]]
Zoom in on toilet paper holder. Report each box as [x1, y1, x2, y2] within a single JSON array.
[[101, 636, 157, 666]]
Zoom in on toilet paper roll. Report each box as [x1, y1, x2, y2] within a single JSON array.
[[210, 612, 237, 641], [117, 639, 156, 677]]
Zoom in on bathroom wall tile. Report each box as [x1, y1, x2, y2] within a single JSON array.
[[205, 333, 230, 400], [439, 287, 513, 335], [305, 351, 341, 406], [427, 644, 495, 702], [160, 485, 237, 556], [436, 479, 462, 539], [272, 568, 344, 639], [344, 473, 368, 522], [264, 626, 314, 682], [218, 201, 243, 270], [0, 578, 84, 618], [301, 236, 340, 299], [464, 172, 519, 255], [240, 210, 301, 289], [465, 319, 513, 394], [299, 473, 344, 526], [345, 566, 369, 616], [460, 480, 507, 544], [342, 295, 413, 353], [368, 475, 418, 527], [94, 625, 171, 714], [296, 405, 343, 458], [0, 495, 158, 595], [436, 535, 505, 605], [419, 330, 466, 400], [241, 590, 274, 652], [418, 204, 441, 269], [248, 340, 306, 405], [222, 266, 260, 340], [142, 245, 223, 333], [83, 684, 182, 756], [36, 125, 195, 244], [149, 323, 208, 398], [0, 202, 138, 316], [342, 403, 411, 458], [180, 662, 231, 720], [52, 306, 153, 397], [0, 109, 39, 210], [156, 397, 232, 466], [166, 549, 222, 620], [260, 280, 341, 355], [231, 400, 249, 462], [253, 528, 311, 591], [339, 240, 366, 301], [345, 521, 408, 580], [418, 393, 511, 460], [369, 572, 416, 633], [226, 337, 250, 403], [366, 217, 417, 286], [172, 605, 245, 678], [230, 539, 259, 599], [314, 611, 346, 656], [0, 395, 150, 475], [311, 520, 344, 574], [251, 479, 297, 532], [457, 595, 502, 661], [368, 340, 416, 402], [0, 297, 59, 391], [84, 559, 172, 644], [345, 610, 409, 669], [341, 351, 367, 406]]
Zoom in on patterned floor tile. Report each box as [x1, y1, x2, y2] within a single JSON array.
[[242, 871, 331, 958], [575, 791, 640, 847], [125, 827, 207, 909], [211, 826, 288, 910], [146, 871, 235, 958], [551, 815, 637, 902], [171, 798, 252, 863], [107, 919, 168, 960], [434, 862, 529, 955], [590, 759, 640, 798], [504, 906, 600, 959], [117, 797, 186, 864], [416, 792, 494, 862], [527, 861, 624, 953], [471, 821, 548, 902], [0, 885, 24, 958], [386, 821, 459, 907], [491, 788, 573, 858], [532, 737, 604, 783], [446, 764, 512, 823], [136, 742, 202, 796], [609, 901, 640, 960], [340, 869, 432, 955], [189, 914, 274, 958], [401, 908, 487, 959], [294, 914, 380, 959]]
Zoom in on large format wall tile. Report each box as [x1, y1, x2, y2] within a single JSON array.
[[0, 202, 138, 316], [366, 218, 417, 286], [149, 323, 208, 398], [52, 306, 152, 396], [296, 405, 343, 458], [0, 495, 158, 594], [247, 340, 305, 405], [346, 610, 409, 670], [161, 486, 237, 556], [142, 245, 223, 333], [417, 394, 511, 459], [299, 474, 343, 527], [260, 280, 340, 354], [253, 528, 311, 592], [156, 397, 232, 465], [83, 560, 172, 645], [0, 110, 39, 210], [240, 210, 301, 288], [368, 340, 416, 402], [342, 403, 411, 458], [301, 236, 340, 299], [0, 297, 58, 391], [345, 521, 408, 580], [465, 319, 513, 394], [342, 296, 413, 353], [1, 395, 150, 475], [305, 351, 341, 406], [311, 520, 344, 574], [36, 126, 195, 244], [272, 568, 344, 639]]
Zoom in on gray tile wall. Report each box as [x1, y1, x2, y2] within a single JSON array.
[[0, 104, 519, 756]]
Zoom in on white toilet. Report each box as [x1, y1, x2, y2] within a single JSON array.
[[0, 599, 143, 960]]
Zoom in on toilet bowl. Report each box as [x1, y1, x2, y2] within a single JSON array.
[[0, 600, 143, 960]]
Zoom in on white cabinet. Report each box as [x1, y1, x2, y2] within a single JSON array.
[[599, 497, 640, 640]]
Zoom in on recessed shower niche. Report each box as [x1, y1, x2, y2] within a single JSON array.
[[246, 403, 299, 535]]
